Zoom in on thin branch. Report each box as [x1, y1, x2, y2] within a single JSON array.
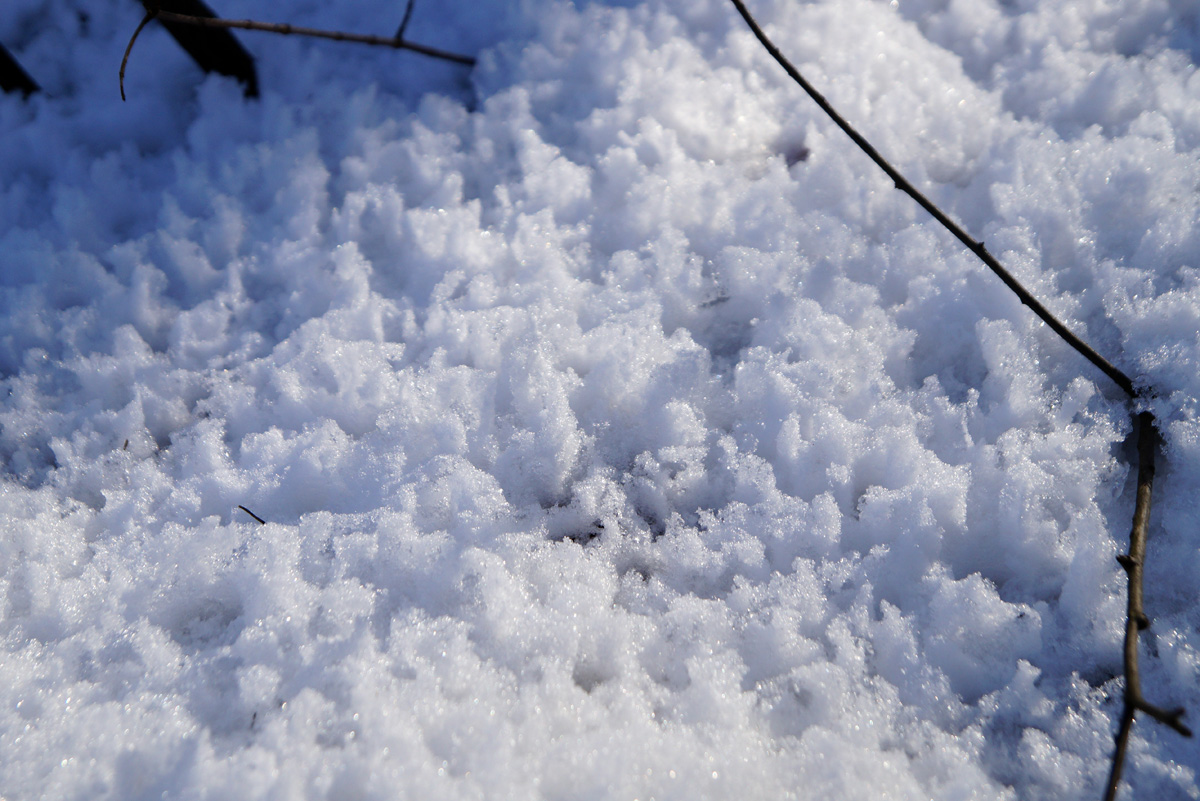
[[151, 10, 475, 65], [1103, 413, 1193, 801], [727, 0, 1134, 398], [238, 505, 267, 525], [396, 0, 417, 40], [725, 4, 1189, 799], [120, 10, 158, 101]]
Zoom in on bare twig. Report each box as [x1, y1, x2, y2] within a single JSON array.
[[150, 10, 475, 65], [725, 3, 1189, 798], [396, 0, 417, 40], [120, 9, 158, 101], [1104, 412, 1193, 801], [728, 0, 1133, 397], [238, 505, 267, 525]]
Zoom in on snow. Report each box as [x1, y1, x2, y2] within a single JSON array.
[[1, 0, 1198, 798]]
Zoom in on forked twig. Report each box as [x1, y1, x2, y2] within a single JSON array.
[[149, 10, 475, 65], [120, 1, 473, 99], [725, 2, 1189, 797], [1104, 413, 1193, 801]]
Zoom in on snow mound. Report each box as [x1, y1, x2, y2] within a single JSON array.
[[1, 0, 1198, 798]]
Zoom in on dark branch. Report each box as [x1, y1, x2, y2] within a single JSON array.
[[238, 505, 267, 525], [1104, 413, 1192, 801], [727, 0, 1134, 398], [725, 4, 1187, 799], [151, 10, 475, 65], [396, 0, 417, 40], [120, 10, 158, 101]]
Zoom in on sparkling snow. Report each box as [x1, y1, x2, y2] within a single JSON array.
[[1, 0, 1198, 798]]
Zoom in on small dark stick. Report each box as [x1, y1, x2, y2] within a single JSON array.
[[238, 505, 266, 525], [396, 0, 416, 41], [120, 10, 158, 101]]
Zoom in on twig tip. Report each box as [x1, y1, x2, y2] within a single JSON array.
[[238, 505, 267, 525]]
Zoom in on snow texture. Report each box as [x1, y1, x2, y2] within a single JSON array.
[[1, 0, 1198, 798]]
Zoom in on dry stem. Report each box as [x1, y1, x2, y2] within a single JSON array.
[[121, 2, 473, 100], [725, 3, 1190, 797], [396, 0, 417, 41], [150, 10, 475, 65], [120, 11, 157, 100], [1103, 412, 1192, 801], [238, 505, 266, 525], [728, 0, 1131, 395]]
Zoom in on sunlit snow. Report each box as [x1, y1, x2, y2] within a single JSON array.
[[1, 0, 1198, 798]]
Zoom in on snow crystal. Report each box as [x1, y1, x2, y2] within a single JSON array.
[[1, 0, 1198, 798]]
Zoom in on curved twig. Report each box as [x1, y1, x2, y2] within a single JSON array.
[[120, 9, 158, 101], [725, 3, 1189, 798], [151, 10, 475, 65]]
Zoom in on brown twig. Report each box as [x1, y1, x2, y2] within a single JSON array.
[[1103, 412, 1192, 801], [150, 10, 476, 65], [120, 9, 158, 101], [728, 0, 1132, 397], [725, 2, 1189, 797], [238, 505, 267, 525]]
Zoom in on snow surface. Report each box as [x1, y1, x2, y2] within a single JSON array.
[[1, 0, 1199, 798]]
